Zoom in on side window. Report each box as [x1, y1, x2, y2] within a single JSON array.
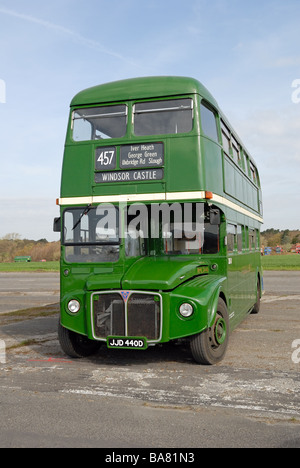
[[250, 162, 257, 184], [231, 136, 240, 165], [237, 225, 243, 253], [249, 229, 256, 251], [245, 153, 251, 179], [200, 103, 219, 142], [240, 151, 246, 172], [228, 224, 243, 253], [221, 120, 231, 155], [227, 224, 236, 253], [255, 229, 260, 250]]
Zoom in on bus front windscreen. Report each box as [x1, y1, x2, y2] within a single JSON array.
[[63, 206, 120, 263]]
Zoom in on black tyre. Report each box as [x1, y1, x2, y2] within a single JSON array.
[[190, 298, 229, 365], [58, 321, 101, 358], [251, 278, 261, 314]]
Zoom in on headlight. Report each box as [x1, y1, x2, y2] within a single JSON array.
[[179, 303, 194, 318], [68, 299, 80, 314]]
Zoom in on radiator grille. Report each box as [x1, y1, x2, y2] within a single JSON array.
[[127, 294, 160, 340], [93, 293, 125, 338], [92, 292, 161, 341]]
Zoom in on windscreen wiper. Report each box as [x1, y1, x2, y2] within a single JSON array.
[[72, 204, 92, 231]]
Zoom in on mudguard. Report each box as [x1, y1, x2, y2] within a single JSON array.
[[168, 275, 227, 340]]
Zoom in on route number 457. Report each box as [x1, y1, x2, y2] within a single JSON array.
[[97, 150, 115, 165]]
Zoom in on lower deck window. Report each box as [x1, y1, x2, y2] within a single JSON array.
[[164, 223, 219, 255], [124, 203, 220, 257]]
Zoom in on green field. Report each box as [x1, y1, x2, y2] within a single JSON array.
[[0, 255, 299, 272], [0, 261, 59, 272], [262, 254, 300, 270]]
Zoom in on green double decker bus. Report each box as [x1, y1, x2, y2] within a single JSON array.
[[54, 76, 263, 365]]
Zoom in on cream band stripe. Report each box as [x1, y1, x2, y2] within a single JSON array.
[[57, 191, 263, 223]]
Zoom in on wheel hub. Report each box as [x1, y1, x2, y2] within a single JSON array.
[[214, 317, 227, 345]]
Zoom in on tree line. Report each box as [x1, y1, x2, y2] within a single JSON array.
[[261, 229, 300, 250], [0, 228, 299, 263], [0, 234, 60, 263]]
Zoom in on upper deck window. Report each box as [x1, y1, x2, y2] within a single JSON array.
[[72, 105, 127, 141], [231, 136, 241, 165], [133, 99, 193, 136], [249, 161, 259, 186], [200, 103, 219, 141], [221, 120, 231, 155]]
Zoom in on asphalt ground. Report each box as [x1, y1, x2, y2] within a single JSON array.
[[0, 271, 299, 448], [0, 272, 59, 314]]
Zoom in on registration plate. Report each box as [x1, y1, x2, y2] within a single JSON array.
[[107, 336, 147, 350]]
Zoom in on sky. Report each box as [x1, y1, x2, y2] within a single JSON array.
[[0, 0, 299, 241]]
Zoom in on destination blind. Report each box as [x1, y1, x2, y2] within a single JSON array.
[[120, 143, 164, 168], [95, 168, 164, 183], [94, 142, 164, 184]]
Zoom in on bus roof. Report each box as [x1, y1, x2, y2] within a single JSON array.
[[70, 76, 219, 107]]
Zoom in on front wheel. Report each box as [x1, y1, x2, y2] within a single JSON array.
[[190, 298, 229, 365], [58, 322, 101, 358]]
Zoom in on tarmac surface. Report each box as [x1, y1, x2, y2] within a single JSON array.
[[0, 271, 299, 448], [0, 272, 59, 314]]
